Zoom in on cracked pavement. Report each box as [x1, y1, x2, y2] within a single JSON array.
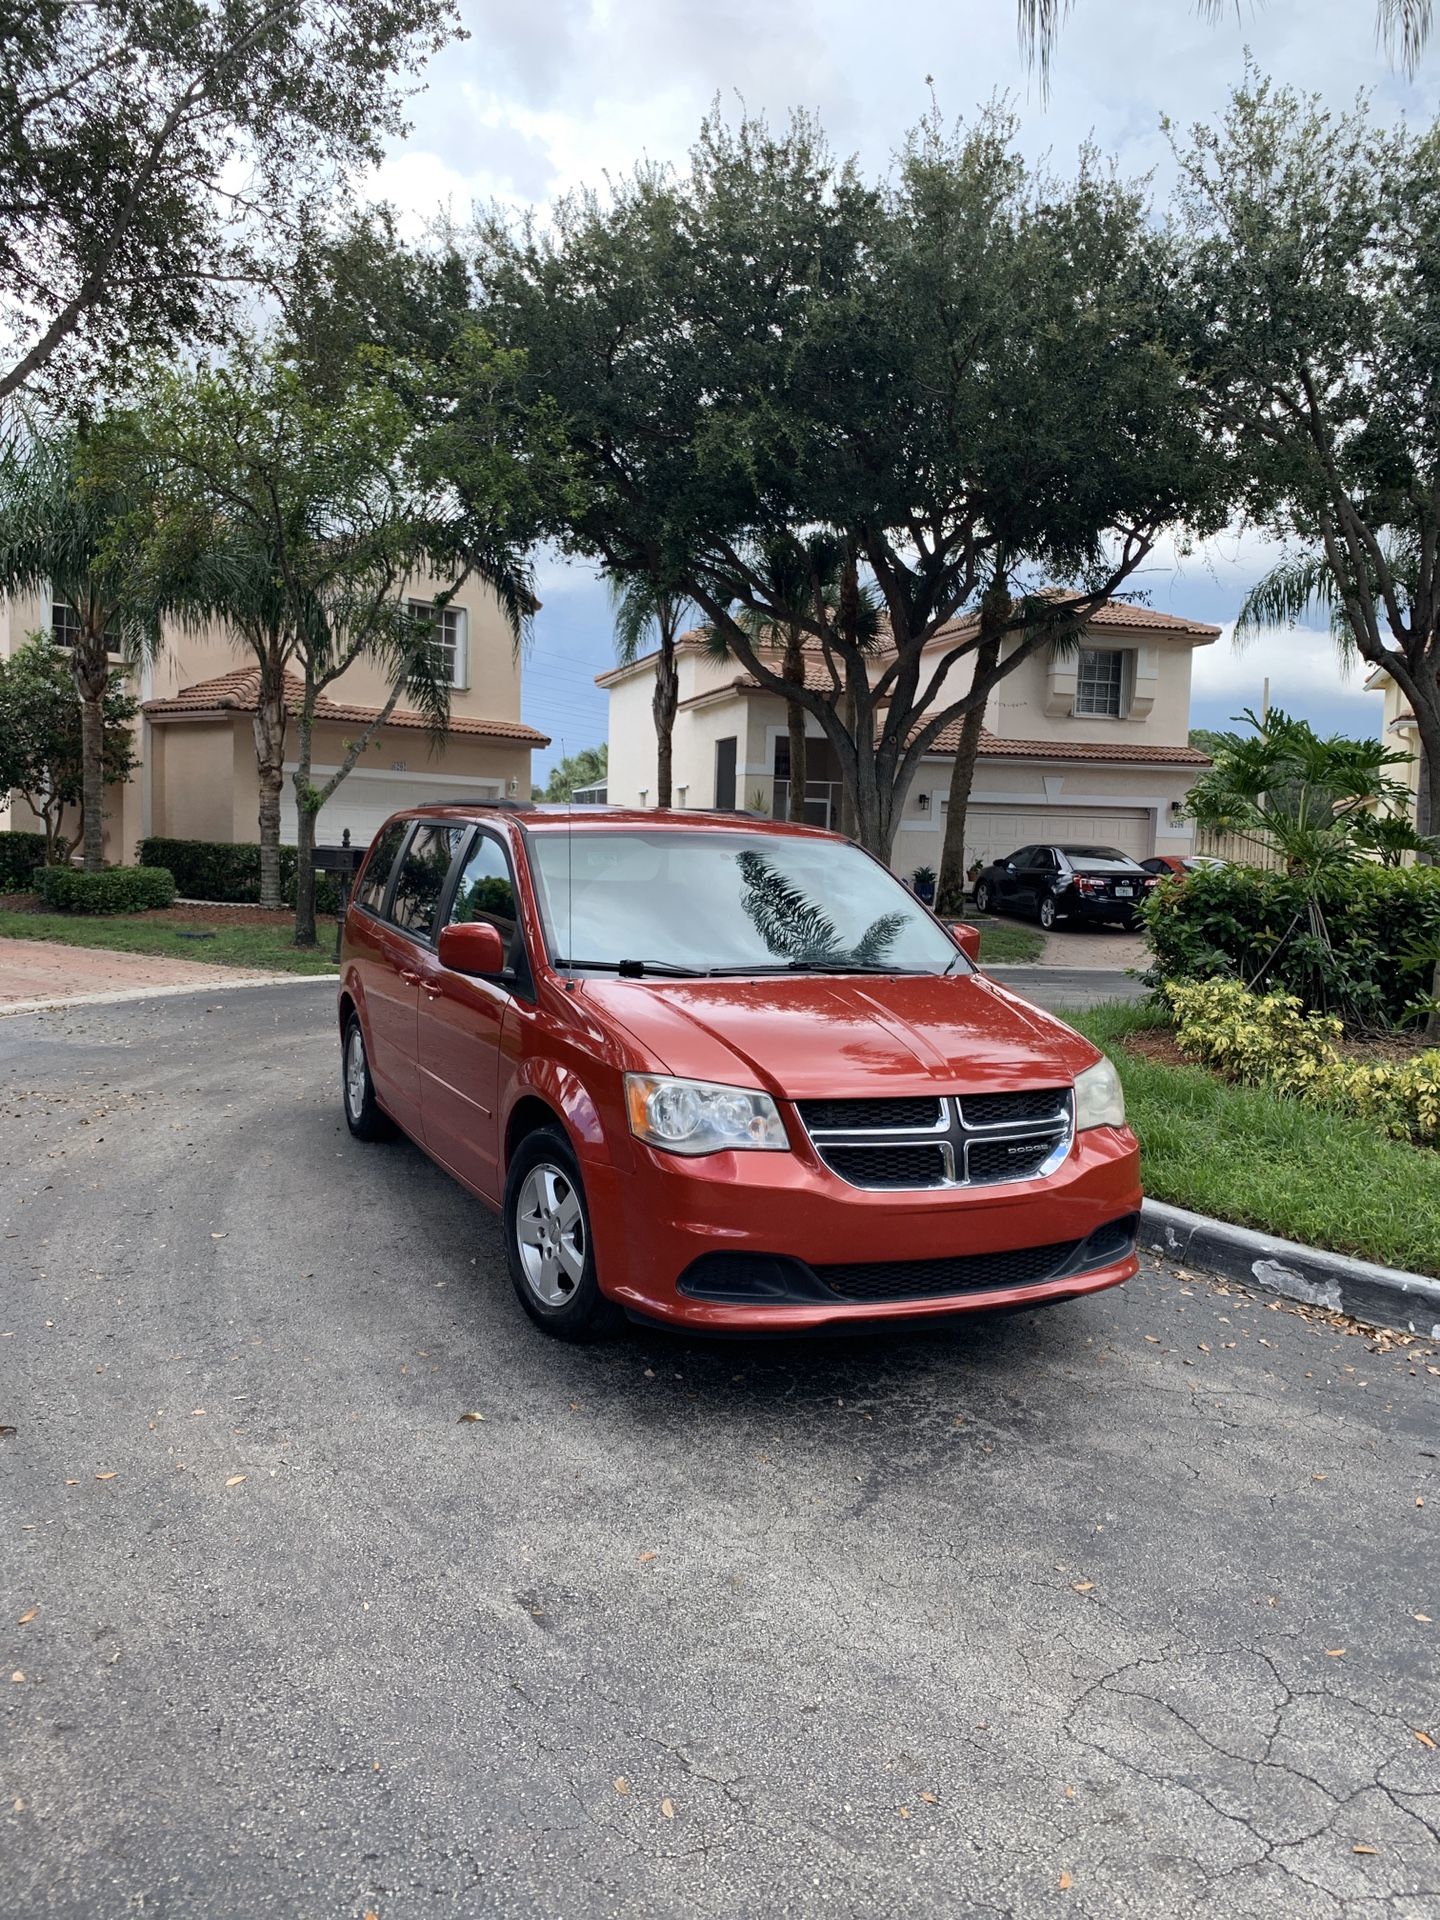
[[1, 981, 1436, 1919]]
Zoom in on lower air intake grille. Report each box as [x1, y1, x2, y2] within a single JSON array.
[[814, 1238, 1081, 1301]]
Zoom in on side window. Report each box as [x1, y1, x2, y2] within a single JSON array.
[[353, 820, 408, 914], [388, 825, 465, 938], [1008, 846, 1036, 868], [448, 833, 517, 936], [1034, 849, 1058, 872]]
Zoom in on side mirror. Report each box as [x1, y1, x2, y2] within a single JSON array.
[[437, 920, 507, 977], [949, 923, 982, 963], [1004, 860, 1017, 873]]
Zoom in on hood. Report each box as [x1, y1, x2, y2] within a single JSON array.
[[578, 972, 1099, 1099]]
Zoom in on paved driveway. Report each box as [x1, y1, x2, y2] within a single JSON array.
[[1, 984, 1436, 1919], [0, 936, 279, 1007]]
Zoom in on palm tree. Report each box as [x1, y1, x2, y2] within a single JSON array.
[[0, 412, 172, 871], [608, 572, 695, 809], [1019, 1, 1432, 91]]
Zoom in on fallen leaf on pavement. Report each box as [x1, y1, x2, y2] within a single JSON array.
[[1414, 1730, 1436, 1749], [1417, 1613, 1433, 1623], [457, 1412, 485, 1423], [661, 1797, 675, 1818], [10, 1672, 23, 1683], [17, 1609, 36, 1626], [613, 1777, 629, 1795], [225, 1475, 246, 1488], [1059, 1871, 1073, 1890], [95, 1471, 117, 1481], [1072, 1581, 1095, 1594], [1325, 1648, 1346, 1657], [638, 1551, 658, 1563], [919, 1791, 937, 1804], [1353, 1844, 1378, 1855]]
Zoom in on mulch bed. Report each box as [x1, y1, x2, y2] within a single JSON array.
[[1121, 1024, 1432, 1073]]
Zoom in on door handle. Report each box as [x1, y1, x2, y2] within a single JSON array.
[[419, 981, 443, 999], [399, 969, 421, 987]]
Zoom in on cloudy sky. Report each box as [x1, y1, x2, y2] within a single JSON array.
[[372, 0, 1435, 777]]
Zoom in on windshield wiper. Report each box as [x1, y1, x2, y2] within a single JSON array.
[[553, 957, 708, 978]]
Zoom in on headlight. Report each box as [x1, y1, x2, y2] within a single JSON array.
[[1074, 1055, 1125, 1131], [624, 1074, 789, 1155]]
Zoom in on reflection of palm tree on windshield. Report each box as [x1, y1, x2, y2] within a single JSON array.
[[737, 850, 906, 967]]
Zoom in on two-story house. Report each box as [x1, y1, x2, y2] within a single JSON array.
[[597, 600, 1219, 875], [0, 571, 548, 863], [1366, 665, 1432, 836]]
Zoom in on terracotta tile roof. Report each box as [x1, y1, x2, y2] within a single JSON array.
[[931, 597, 1222, 643], [922, 722, 1212, 766], [143, 666, 549, 746]]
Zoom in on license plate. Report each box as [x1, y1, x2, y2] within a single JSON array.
[[1114, 885, 1134, 897]]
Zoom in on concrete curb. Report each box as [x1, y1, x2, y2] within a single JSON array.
[[0, 972, 336, 1018], [1142, 1198, 1440, 1337]]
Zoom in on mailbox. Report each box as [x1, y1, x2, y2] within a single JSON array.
[[313, 834, 369, 958]]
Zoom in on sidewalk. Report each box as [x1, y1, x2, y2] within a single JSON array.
[[1035, 925, 1147, 969], [0, 937, 278, 1007]]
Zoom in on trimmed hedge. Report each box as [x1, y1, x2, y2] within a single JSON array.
[[138, 837, 340, 913], [0, 831, 47, 892], [1142, 862, 1440, 1027], [34, 865, 177, 914]]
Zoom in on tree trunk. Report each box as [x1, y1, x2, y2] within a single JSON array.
[[292, 712, 318, 948], [1423, 728, 1440, 1043], [253, 663, 288, 910], [839, 682, 859, 841], [653, 638, 678, 810], [72, 635, 109, 872], [783, 627, 807, 823], [937, 631, 1001, 915]]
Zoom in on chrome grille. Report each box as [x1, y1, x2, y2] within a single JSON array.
[[800, 1088, 1073, 1190]]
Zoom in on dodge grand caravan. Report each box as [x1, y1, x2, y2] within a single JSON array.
[[337, 804, 1141, 1339]]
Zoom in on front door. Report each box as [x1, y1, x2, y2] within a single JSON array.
[[368, 822, 468, 1138], [416, 830, 520, 1203]]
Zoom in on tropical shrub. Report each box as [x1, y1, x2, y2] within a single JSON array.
[[1143, 862, 1440, 1027], [138, 838, 340, 913], [34, 865, 176, 914], [0, 831, 46, 892], [1167, 977, 1440, 1145]]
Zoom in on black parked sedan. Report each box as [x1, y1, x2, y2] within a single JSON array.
[[971, 844, 1158, 930]]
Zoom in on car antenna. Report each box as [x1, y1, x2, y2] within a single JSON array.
[[564, 738, 575, 991]]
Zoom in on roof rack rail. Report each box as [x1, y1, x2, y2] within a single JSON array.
[[417, 795, 529, 810]]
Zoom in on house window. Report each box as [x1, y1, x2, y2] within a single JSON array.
[[407, 599, 468, 689], [1074, 648, 1126, 717], [52, 601, 120, 657]]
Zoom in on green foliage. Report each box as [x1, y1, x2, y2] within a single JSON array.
[[1183, 707, 1430, 878], [1168, 977, 1440, 1148], [1142, 860, 1440, 1028], [480, 102, 1228, 855], [137, 840, 340, 914], [34, 865, 175, 914], [1073, 1001, 1440, 1275], [0, 833, 47, 892], [540, 746, 607, 803], [1, 0, 461, 402], [0, 635, 139, 863]]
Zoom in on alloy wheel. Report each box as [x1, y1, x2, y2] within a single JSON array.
[[515, 1163, 587, 1307], [345, 1026, 368, 1122]]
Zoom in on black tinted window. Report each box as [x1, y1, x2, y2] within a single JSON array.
[[353, 821, 407, 913], [1005, 846, 1035, 867], [448, 833, 517, 934], [389, 825, 465, 937]]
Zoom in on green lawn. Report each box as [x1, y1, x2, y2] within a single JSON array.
[[972, 919, 1046, 964], [1070, 1001, 1440, 1277], [0, 910, 337, 976]]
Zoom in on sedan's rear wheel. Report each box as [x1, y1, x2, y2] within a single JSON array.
[[973, 878, 993, 913], [1038, 894, 1058, 931], [504, 1127, 620, 1341]]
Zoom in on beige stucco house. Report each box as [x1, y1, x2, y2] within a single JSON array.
[[597, 601, 1218, 875], [0, 570, 547, 863], [1365, 665, 1431, 836]]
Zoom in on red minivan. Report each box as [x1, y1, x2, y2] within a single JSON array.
[[338, 803, 1141, 1340]]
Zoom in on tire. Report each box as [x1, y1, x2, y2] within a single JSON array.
[[342, 1011, 394, 1142], [973, 878, 993, 914], [503, 1126, 620, 1342], [1037, 894, 1058, 931]]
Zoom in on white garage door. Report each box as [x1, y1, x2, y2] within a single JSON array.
[[279, 768, 502, 848], [965, 806, 1153, 872]]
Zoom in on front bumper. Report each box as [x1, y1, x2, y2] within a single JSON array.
[[584, 1124, 1142, 1332]]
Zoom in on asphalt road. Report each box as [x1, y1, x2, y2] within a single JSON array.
[[985, 967, 1147, 1012], [1, 982, 1436, 1920]]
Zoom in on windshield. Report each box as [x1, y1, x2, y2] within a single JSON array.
[[528, 829, 965, 977]]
